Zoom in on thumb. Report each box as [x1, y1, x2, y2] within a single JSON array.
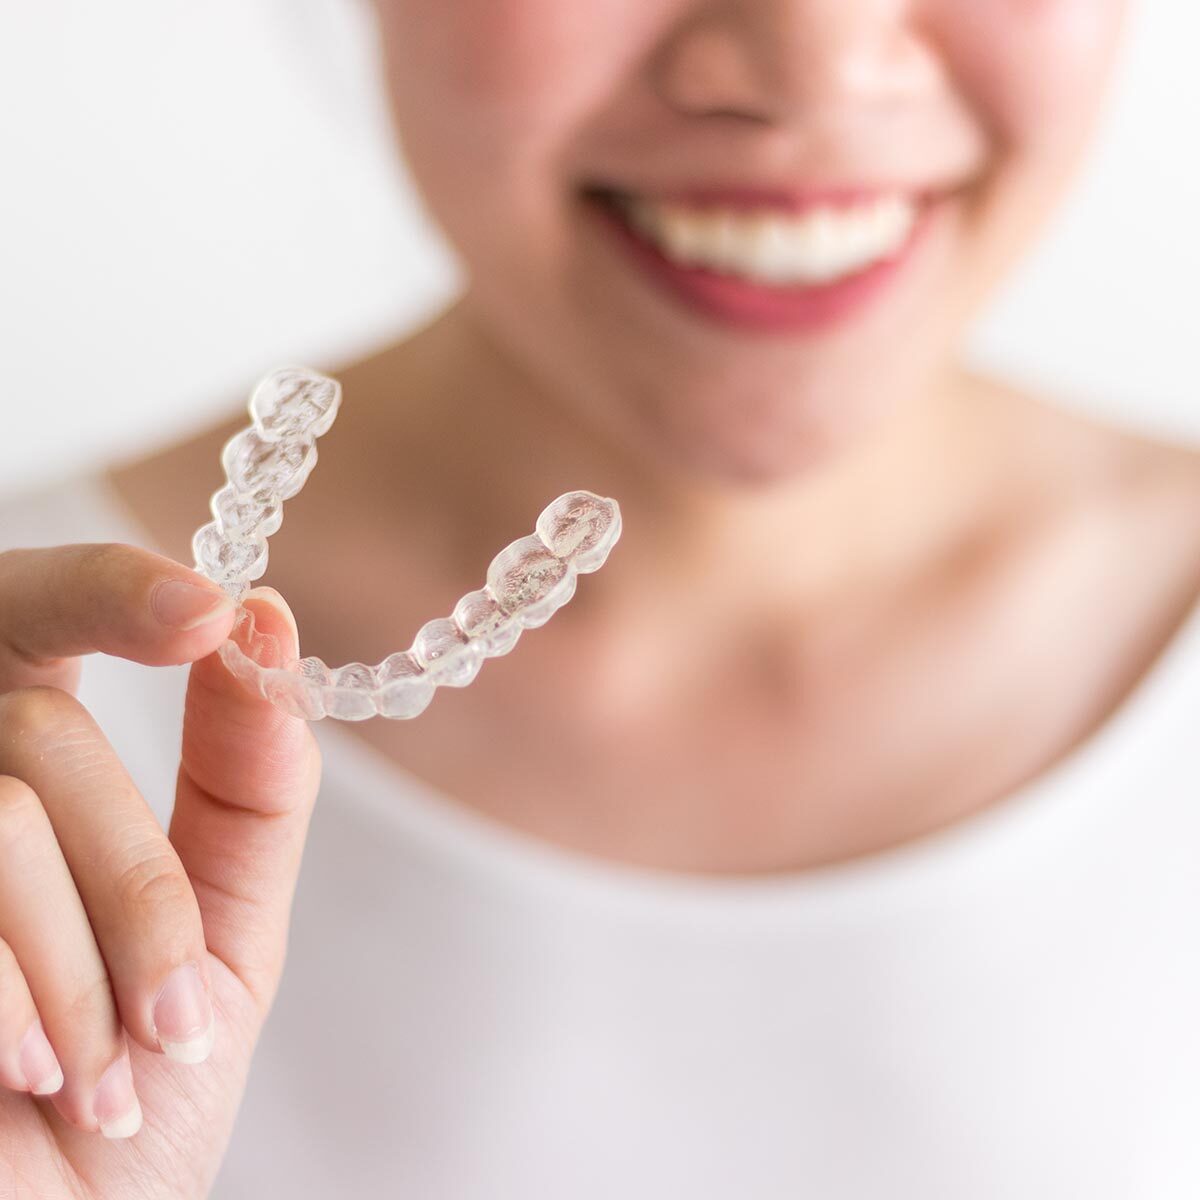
[[169, 586, 322, 1013]]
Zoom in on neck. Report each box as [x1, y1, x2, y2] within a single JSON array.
[[349, 299, 1011, 635]]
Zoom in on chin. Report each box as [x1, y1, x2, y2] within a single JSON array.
[[631, 377, 890, 490]]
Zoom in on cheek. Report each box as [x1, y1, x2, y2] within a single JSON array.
[[375, 0, 655, 157], [374, 0, 670, 309], [932, 0, 1125, 154]]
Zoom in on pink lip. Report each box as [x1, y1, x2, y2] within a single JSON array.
[[585, 190, 933, 335]]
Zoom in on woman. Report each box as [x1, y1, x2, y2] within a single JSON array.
[[1, 0, 1199, 1195]]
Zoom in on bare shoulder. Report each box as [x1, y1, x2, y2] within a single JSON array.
[[974, 374, 1200, 644], [1049, 398, 1200, 540], [1098, 420, 1200, 609], [973, 373, 1200, 530], [875, 382, 1200, 849], [1107, 424, 1200, 517]]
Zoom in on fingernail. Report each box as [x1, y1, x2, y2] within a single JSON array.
[[19, 1020, 63, 1095], [243, 586, 299, 645], [94, 1051, 142, 1139], [151, 579, 235, 631], [152, 961, 214, 1064]]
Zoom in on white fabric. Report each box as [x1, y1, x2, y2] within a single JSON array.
[[3, 467, 1200, 1199]]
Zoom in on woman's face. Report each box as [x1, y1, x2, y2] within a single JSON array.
[[371, 0, 1126, 484]]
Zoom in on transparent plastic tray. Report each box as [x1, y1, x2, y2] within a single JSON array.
[[191, 366, 621, 720]]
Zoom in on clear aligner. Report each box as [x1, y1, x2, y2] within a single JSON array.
[[190, 366, 622, 721]]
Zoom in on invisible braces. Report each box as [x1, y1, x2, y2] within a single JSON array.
[[191, 366, 622, 721]]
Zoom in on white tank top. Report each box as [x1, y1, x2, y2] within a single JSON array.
[[4, 467, 1200, 1199]]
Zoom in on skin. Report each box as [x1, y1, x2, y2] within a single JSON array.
[[4, 0, 1200, 1193]]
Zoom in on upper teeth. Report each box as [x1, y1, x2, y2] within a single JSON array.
[[616, 194, 917, 286]]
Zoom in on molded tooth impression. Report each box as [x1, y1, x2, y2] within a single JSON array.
[[191, 366, 621, 721]]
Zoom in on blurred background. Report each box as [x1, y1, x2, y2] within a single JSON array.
[[0, 0, 1196, 503]]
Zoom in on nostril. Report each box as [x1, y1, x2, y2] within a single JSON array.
[[650, 22, 776, 124]]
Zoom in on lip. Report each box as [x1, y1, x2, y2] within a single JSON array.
[[581, 186, 936, 335]]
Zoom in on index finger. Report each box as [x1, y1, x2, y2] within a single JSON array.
[[0, 542, 237, 693]]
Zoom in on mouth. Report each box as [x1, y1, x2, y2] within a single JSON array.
[[579, 183, 937, 334]]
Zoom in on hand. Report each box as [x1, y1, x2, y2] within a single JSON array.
[[0, 542, 321, 1199]]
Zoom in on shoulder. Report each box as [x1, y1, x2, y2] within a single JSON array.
[[958, 373, 1200, 635], [971, 373, 1200, 533], [977, 375, 1200, 634], [1052, 403, 1200, 552]]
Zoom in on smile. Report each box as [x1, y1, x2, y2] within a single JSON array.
[[582, 184, 934, 334], [610, 191, 916, 285]]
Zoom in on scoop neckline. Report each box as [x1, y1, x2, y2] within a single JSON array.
[[87, 462, 1200, 920], [314, 582, 1200, 918]]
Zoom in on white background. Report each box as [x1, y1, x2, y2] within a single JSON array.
[[0, 0, 1196, 502]]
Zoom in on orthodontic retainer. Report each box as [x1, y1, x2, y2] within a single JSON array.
[[190, 366, 621, 722]]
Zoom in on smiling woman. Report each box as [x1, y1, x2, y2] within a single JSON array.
[[2, 2, 1200, 1198], [367, 0, 1126, 480]]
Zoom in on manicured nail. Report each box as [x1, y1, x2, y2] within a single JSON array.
[[151, 579, 235, 630], [19, 1020, 63, 1095], [94, 1051, 142, 1139], [152, 962, 214, 1064]]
